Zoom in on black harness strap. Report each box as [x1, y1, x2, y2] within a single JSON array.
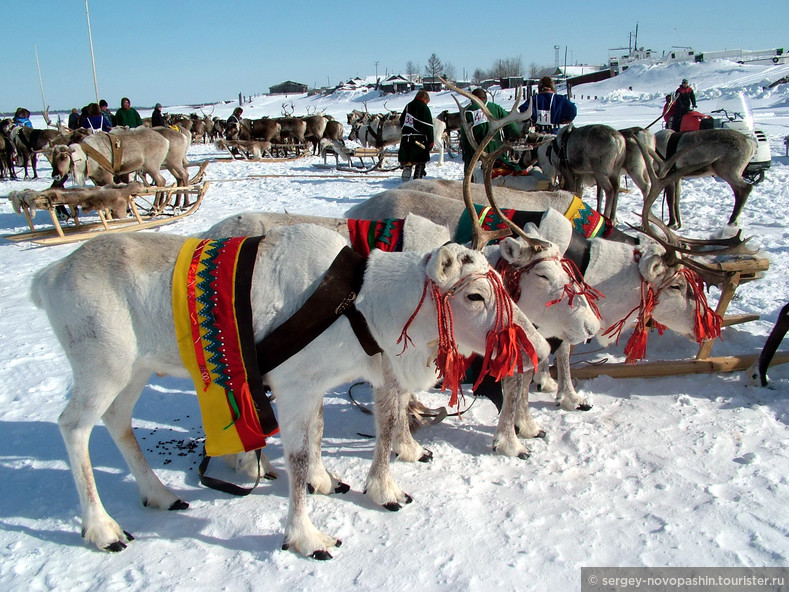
[[256, 246, 381, 377]]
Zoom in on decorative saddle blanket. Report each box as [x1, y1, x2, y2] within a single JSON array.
[[346, 217, 405, 256], [564, 195, 612, 239], [454, 198, 614, 245], [173, 236, 279, 457]]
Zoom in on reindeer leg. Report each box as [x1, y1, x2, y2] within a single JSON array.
[[555, 342, 592, 411], [392, 393, 431, 462], [58, 351, 142, 551], [278, 391, 340, 559], [102, 370, 188, 513], [727, 181, 753, 226], [493, 372, 533, 459], [306, 405, 350, 495], [514, 375, 546, 439], [364, 362, 413, 511]]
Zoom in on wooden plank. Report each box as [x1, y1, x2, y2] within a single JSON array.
[[568, 351, 789, 380], [722, 313, 760, 327]]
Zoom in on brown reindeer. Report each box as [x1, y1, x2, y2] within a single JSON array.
[[644, 128, 757, 228]]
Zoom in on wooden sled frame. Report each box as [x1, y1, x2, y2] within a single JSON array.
[[4, 182, 211, 246], [567, 255, 784, 380], [319, 145, 400, 174]]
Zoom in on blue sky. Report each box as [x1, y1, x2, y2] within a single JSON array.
[[3, 0, 787, 114]]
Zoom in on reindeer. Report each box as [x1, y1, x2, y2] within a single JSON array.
[[642, 128, 757, 228], [303, 114, 328, 154], [347, 177, 732, 432], [31, 219, 549, 558], [49, 128, 169, 190], [349, 113, 401, 149], [536, 124, 627, 223], [0, 122, 17, 179], [10, 126, 62, 179]]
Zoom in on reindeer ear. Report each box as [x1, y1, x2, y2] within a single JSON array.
[[639, 251, 668, 283], [499, 236, 528, 264], [427, 245, 462, 286]]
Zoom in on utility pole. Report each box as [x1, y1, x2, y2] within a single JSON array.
[[85, 0, 100, 104], [375, 61, 379, 80]]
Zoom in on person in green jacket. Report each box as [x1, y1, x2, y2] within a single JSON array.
[[459, 87, 521, 174], [398, 89, 434, 182], [114, 97, 143, 128]]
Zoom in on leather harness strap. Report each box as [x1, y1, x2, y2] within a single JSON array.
[[256, 246, 382, 377], [80, 135, 123, 175]]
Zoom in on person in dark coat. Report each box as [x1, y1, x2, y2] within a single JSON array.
[[152, 103, 165, 127], [398, 89, 434, 181], [67, 108, 80, 131], [671, 79, 697, 132]]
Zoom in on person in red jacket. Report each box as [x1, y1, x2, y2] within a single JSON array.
[[671, 79, 697, 131]]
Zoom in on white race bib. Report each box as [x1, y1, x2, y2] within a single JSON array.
[[471, 109, 488, 127], [403, 112, 416, 129]]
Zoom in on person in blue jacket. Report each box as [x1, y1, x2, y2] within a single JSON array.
[[520, 76, 577, 133], [13, 108, 33, 128], [79, 102, 112, 132]]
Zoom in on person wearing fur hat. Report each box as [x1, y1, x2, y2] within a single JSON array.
[[520, 75, 577, 134]]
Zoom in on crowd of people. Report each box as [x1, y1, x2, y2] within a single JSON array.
[[62, 97, 146, 132]]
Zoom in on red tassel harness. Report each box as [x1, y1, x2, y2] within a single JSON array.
[[495, 256, 604, 320], [602, 266, 721, 365], [398, 269, 539, 408]]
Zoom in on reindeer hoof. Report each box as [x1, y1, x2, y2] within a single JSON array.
[[577, 403, 593, 412], [169, 499, 189, 511], [105, 540, 128, 552], [334, 482, 350, 494], [307, 484, 315, 494], [517, 451, 531, 460], [311, 550, 333, 560], [104, 531, 134, 552], [536, 430, 547, 438], [264, 472, 277, 480], [383, 502, 402, 512], [418, 450, 433, 463]]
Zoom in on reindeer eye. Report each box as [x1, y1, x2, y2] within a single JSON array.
[[536, 274, 549, 280], [467, 293, 485, 302], [669, 284, 682, 291]]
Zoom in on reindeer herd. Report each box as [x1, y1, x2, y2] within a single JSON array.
[[6, 84, 771, 561]]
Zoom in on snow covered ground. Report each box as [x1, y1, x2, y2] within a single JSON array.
[[1, 60, 789, 591]]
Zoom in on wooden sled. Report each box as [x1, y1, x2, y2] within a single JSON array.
[[567, 254, 780, 380], [319, 145, 400, 173], [187, 160, 210, 184], [4, 182, 210, 246]]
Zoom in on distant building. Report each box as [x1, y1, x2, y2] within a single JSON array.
[[421, 76, 444, 92], [380, 75, 411, 94], [269, 81, 308, 95], [499, 76, 524, 89]]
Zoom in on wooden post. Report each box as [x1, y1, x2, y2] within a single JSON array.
[[697, 272, 742, 360]]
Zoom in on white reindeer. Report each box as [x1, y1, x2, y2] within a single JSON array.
[[31, 224, 549, 559], [202, 210, 602, 460]]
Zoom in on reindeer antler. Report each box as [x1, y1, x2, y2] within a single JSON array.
[[441, 77, 550, 251]]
